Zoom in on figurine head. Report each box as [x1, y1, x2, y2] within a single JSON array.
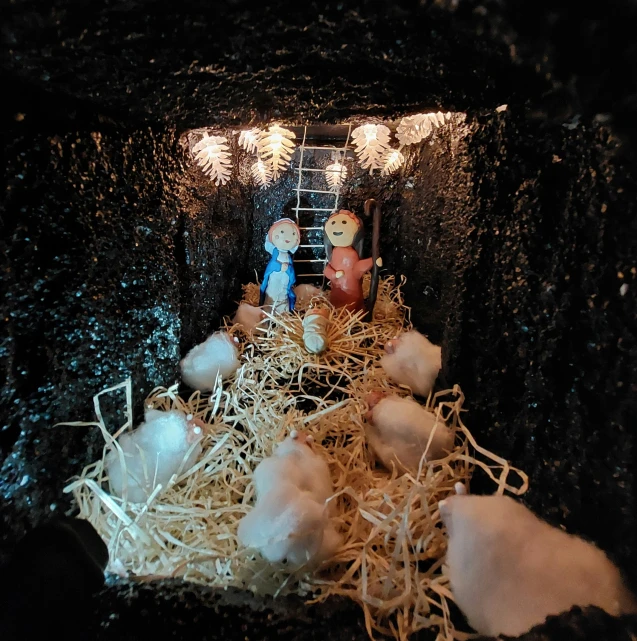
[[265, 218, 300, 255], [324, 210, 364, 259]]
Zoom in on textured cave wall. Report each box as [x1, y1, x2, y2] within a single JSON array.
[[1, 1, 637, 640], [387, 107, 637, 590], [0, 1, 546, 128], [0, 123, 181, 538], [453, 113, 637, 588], [88, 581, 637, 641], [175, 138, 256, 354], [0, 120, 256, 540]]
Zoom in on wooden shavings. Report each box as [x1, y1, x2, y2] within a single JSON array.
[[63, 275, 527, 641]]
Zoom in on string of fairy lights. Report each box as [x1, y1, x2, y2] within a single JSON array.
[[188, 112, 456, 188]]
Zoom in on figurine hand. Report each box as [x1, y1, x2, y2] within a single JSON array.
[[376, 257, 383, 267], [335, 270, 344, 278], [281, 263, 288, 272]]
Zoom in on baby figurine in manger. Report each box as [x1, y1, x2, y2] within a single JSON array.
[[259, 218, 301, 314], [323, 208, 382, 313]]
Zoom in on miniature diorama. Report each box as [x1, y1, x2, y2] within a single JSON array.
[[4, 5, 637, 641], [37, 112, 634, 641]]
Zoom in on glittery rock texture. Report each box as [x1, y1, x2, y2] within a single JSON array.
[[1, 1, 636, 639]]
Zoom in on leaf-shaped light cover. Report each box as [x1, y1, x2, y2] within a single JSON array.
[[238, 128, 261, 154], [380, 149, 405, 176], [325, 161, 347, 191], [351, 123, 391, 174], [251, 159, 272, 189], [192, 133, 232, 186], [395, 112, 452, 147], [258, 124, 296, 181]]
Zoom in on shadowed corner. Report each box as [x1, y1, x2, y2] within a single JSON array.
[[0, 516, 108, 639]]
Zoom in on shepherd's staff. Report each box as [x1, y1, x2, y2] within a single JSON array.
[[364, 198, 382, 322]]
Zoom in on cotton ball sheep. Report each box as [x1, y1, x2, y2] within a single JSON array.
[[380, 330, 441, 398], [237, 429, 341, 568], [253, 429, 335, 510], [294, 284, 326, 309], [233, 303, 267, 336], [438, 491, 637, 637], [180, 331, 240, 391], [364, 392, 454, 475], [106, 409, 204, 503]]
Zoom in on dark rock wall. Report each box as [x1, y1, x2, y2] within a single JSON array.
[[90, 579, 637, 641], [0, 2, 546, 128], [1, 0, 637, 640], [0, 122, 238, 539], [175, 138, 255, 353], [453, 113, 637, 587], [384, 107, 637, 589]]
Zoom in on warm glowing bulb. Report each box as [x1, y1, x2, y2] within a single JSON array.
[[238, 128, 261, 154], [191, 133, 232, 185], [363, 125, 378, 141], [351, 123, 391, 173], [325, 161, 347, 190], [251, 159, 272, 188], [380, 148, 405, 176], [257, 125, 296, 181]]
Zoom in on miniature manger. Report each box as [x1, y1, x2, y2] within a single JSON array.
[[62, 275, 528, 641]]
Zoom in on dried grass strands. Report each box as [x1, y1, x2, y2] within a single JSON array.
[[62, 275, 527, 641]]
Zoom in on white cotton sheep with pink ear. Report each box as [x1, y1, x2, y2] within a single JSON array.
[[237, 430, 341, 568], [364, 392, 454, 475], [438, 489, 637, 637], [180, 331, 240, 391], [294, 284, 326, 309], [106, 409, 204, 504], [233, 303, 267, 336], [380, 330, 441, 398]]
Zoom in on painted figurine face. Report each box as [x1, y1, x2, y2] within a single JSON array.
[[325, 211, 360, 247], [269, 221, 300, 252]]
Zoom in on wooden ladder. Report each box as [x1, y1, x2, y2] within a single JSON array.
[[292, 124, 353, 281]]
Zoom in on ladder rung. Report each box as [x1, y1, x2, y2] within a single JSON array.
[[298, 244, 325, 248], [293, 208, 334, 212], [294, 259, 325, 263], [297, 273, 324, 277], [296, 188, 338, 195], [300, 226, 325, 231], [299, 145, 346, 151]]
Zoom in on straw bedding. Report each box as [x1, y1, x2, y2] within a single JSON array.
[[62, 274, 528, 641]]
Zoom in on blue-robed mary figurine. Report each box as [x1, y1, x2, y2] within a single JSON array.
[[259, 218, 301, 314]]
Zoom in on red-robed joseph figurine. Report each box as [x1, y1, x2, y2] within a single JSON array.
[[323, 209, 382, 312]]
